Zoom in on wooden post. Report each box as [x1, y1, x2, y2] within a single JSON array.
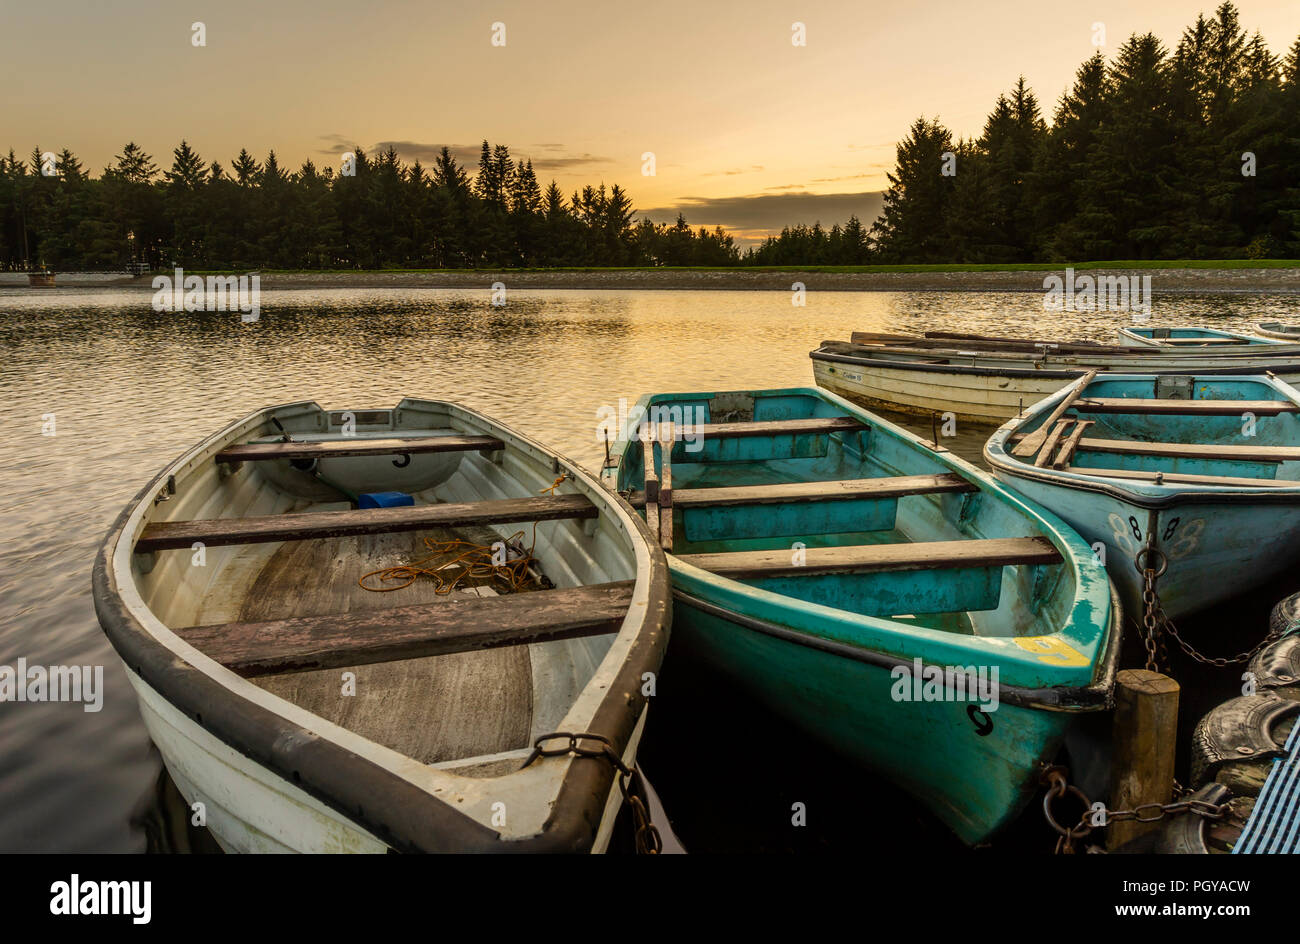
[[1107, 669, 1180, 850]]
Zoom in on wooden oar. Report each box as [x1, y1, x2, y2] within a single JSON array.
[[1052, 420, 1094, 469], [1011, 369, 1099, 458], [641, 434, 660, 543], [1033, 420, 1074, 468], [658, 422, 674, 552]]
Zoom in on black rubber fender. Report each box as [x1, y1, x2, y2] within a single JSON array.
[[1248, 631, 1300, 694], [1267, 589, 1300, 640], [1189, 694, 1299, 789]]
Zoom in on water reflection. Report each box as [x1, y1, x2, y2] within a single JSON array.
[[0, 287, 1291, 851]]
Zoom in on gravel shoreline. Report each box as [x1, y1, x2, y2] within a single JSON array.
[[4, 267, 1299, 292]]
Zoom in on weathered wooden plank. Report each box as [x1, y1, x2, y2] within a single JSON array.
[[641, 436, 660, 544], [849, 330, 1137, 356], [1064, 466, 1300, 488], [176, 580, 635, 678], [698, 416, 867, 439], [677, 536, 1061, 579], [659, 423, 674, 552], [215, 434, 504, 463], [1051, 420, 1094, 469], [624, 473, 977, 509], [1073, 437, 1300, 463], [1033, 419, 1074, 468], [1075, 398, 1298, 416], [1012, 370, 1098, 457], [136, 493, 597, 552], [1148, 337, 1243, 345]]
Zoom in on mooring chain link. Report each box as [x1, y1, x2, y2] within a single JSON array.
[[526, 732, 662, 854], [1136, 548, 1278, 669], [1040, 765, 1228, 854]]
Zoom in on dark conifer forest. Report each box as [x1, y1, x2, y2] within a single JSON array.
[[2, 3, 1296, 270]]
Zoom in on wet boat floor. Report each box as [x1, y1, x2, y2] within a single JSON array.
[[199, 523, 539, 766]]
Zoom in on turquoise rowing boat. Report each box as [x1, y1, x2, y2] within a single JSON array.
[[602, 387, 1118, 844], [1117, 325, 1282, 347], [985, 373, 1300, 623]]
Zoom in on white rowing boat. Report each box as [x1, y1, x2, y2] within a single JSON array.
[[812, 335, 1300, 424], [94, 399, 671, 853]]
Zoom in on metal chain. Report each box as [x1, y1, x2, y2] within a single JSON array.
[[1139, 567, 1164, 672], [1137, 551, 1279, 669], [525, 732, 662, 854], [1041, 765, 1227, 854]]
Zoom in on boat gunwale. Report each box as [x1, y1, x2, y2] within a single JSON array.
[[92, 397, 672, 853], [984, 373, 1300, 509], [1256, 322, 1300, 341], [671, 584, 1124, 712], [1117, 325, 1278, 347], [811, 347, 1300, 380], [613, 385, 1115, 691]]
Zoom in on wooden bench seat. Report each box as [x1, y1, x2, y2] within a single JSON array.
[[1072, 438, 1300, 463], [1145, 337, 1245, 345], [135, 493, 597, 552], [175, 580, 633, 678], [695, 416, 867, 440], [676, 536, 1061, 579], [215, 434, 504, 463], [1074, 398, 1299, 416], [626, 473, 975, 509], [1065, 466, 1300, 488]]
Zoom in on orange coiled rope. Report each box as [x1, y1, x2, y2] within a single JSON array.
[[358, 528, 541, 594], [358, 475, 569, 594]]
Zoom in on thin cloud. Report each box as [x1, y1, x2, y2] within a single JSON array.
[[317, 136, 612, 172], [639, 190, 885, 234], [529, 153, 616, 170]]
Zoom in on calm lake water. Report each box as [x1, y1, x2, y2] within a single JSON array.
[[2, 286, 1296, 852]]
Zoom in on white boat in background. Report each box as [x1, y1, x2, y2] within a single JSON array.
[[94, 399, 671, 853], [1117, 325, 1281, 347], [1257, 322, 1300, 341], [811, 334, 1300, 425]]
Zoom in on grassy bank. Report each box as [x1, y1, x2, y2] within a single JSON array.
[[188, 259, 1300, 275]]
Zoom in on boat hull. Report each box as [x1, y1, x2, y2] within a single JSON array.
[[813, 347, 1300, 424], [812, 355, 1076, 424], [129, 665, 645, 853], [670, 588, 1081, 844], [1256, 323, 1300, 342], [94, 398, 672, 853], [985, 469, 1300, 621], [604, 385, 1118, 845]]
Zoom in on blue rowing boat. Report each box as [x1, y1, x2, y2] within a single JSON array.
[[985, 373, 1300, 622], [1117, 325, 1282, 347], [602, 386, 1118, 844]]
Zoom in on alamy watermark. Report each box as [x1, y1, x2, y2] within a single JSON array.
[[889, 657, 999, 713], [1043, 268, 1151, 319], [0, 659, 104, 712], [596, 398, 706, 452], [152, 267, 261, 322]]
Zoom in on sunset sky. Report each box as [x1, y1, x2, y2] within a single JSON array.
[[5, 0, 1299, 241]]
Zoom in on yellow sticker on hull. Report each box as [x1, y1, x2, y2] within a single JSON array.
[[1014, 636, 1089, 666]]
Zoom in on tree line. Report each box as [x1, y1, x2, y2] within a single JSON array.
[[0, 138, 748, 271], [2, 3, 1296, 271], [873, 3, 1300, 262]]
